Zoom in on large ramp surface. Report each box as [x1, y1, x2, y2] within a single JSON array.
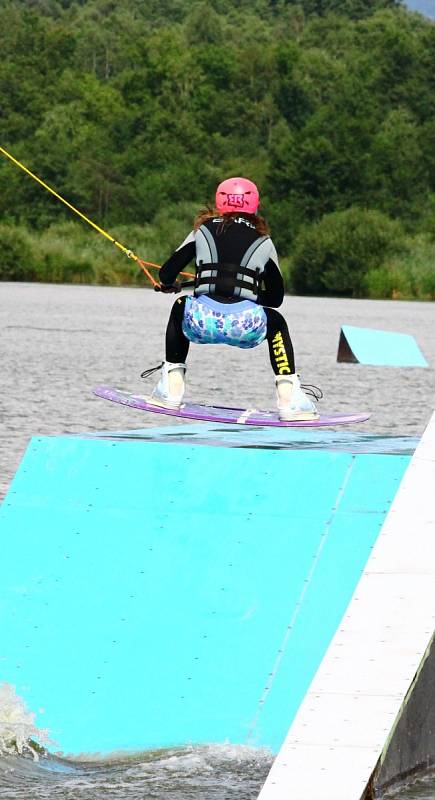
[[0, 434, 409, 756]]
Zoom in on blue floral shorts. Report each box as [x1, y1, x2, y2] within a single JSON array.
[[182, 295, 267, 349]]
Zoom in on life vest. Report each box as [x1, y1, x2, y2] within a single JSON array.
[[194, 222, 271, 302]]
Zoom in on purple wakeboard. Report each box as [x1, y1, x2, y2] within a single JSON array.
[[94, 386, 371, 428]]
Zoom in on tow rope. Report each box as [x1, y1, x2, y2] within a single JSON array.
[[0, 145, 193, 288]]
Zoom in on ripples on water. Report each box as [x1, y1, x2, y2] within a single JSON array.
[[1, 283, 434, 799], [2, 282, 434, 499], [380, 769, 435, 800], [0, 746, 273, 800]]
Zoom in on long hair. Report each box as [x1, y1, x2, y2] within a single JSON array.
[[193, 207, 270, 236]]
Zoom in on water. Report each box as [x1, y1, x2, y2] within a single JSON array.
[[1, 282, 434, 798], [2, 282, 434, 497], [0, 740, 273, 800]]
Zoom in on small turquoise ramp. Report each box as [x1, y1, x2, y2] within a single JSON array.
[[0, 434, 410, 755], [337, 324, 428, 366]]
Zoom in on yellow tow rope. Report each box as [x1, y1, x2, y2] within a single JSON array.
[[0, 145, 192, 286]]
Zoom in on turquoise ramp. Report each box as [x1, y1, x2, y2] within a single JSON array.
[[337, 324, 428, 366], [0, 435, 409, 755]]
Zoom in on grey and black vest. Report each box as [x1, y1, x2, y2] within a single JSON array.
[[193, 219, 275, 302]]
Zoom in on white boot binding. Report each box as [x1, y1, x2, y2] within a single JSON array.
[[275, 374, 320, 421], [147, 361, 186, 409]]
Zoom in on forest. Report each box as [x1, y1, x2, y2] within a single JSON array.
[[1, 0, 435, 299]]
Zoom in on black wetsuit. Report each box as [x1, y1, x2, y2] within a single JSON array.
[[160, 217, 296, 376]]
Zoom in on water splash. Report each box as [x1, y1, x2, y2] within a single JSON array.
[[0, 742, 273, 800], [0, 684, 49, 760]]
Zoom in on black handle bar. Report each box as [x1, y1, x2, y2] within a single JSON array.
[[154, 279, 196, 293]]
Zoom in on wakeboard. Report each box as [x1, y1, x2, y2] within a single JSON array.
[[94, 385, 371, 428]]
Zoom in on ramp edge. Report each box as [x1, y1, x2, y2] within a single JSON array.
[[258, 410, 435, 800]]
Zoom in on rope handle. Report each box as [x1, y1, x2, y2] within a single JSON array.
[[0, 145, 194, 286], [153, 279, 196, 293]]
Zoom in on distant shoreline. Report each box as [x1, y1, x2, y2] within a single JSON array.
[[2, 278, 434, 303]]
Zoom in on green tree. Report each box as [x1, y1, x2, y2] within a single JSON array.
[[368, 108, 427, 221], [1, 0, 434, 298], [291, 207, 405, 296], [298, 0, 403, 18], [185, 1, 224, 44], [0, 224, 35, 281]]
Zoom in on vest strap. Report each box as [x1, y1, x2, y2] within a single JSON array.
[[195, 262, 261, 300]]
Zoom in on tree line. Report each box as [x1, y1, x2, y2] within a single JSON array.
[[1, 0, 435, 299]]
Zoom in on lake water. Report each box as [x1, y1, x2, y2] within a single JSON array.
[[0, 282, 434, 799]]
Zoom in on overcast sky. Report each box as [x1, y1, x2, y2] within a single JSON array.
[[404, 0, 435, 19]]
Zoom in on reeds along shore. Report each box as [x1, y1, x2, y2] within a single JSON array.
[[1, 218, 435, 301]]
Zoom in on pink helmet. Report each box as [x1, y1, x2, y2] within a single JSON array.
[[215, 177, 260, 215]]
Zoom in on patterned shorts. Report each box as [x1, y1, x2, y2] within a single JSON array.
[[182, 295, 267, 349]]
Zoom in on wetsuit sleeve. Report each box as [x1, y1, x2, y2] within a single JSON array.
[[159, 231, 196, 285], [258, 243, 284, 308]]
